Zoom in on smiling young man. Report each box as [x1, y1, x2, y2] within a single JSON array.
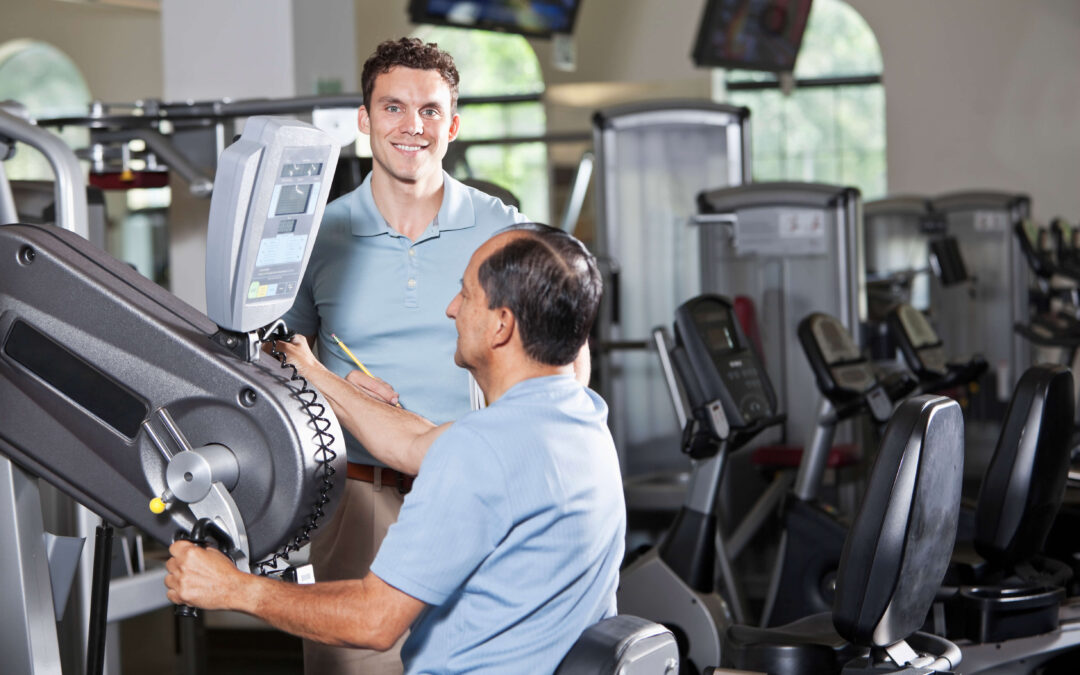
[[280, 38, 528, 674], [166, 225, 625, 675]]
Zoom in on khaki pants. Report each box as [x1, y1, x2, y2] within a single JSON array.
[[302, 475, 407, 675]]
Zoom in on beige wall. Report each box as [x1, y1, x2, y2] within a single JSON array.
[[353, 0, 711, 137], [0, 0, 162, 101], [4, 0, 1079, 222], [849, 0, 1080, 222]]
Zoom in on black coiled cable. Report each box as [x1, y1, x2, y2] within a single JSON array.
[[251, 322, 338, 577]]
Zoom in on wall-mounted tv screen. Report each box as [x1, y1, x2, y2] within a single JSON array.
[[408, 0, 583, 38], [692, 0, 813, 72]]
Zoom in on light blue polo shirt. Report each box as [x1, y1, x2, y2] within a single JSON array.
[[371, 375, 626, 674], [283, 171, 527, 466]]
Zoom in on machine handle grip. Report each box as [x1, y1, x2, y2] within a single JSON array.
[[173, 518, 235, 618]]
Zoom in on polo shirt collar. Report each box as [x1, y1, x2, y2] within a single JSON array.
[[349, 170, 476, 237]]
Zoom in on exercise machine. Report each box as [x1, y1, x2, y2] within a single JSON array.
[[696, 181, 865, 451], [618, 294, 784, 672], [591, 101, 751, 477], [715, 394, 966, 675], [758, 311, 916, 627], [0, 114, 344, 673]]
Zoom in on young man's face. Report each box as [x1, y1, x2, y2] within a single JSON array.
[[359, 66, 460, 187]]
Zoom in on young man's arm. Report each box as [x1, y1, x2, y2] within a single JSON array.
[[165, 541, 423, 650], [276, 338, 448, 475]]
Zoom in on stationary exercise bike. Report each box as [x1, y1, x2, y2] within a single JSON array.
[[618, 295, 914, 670], [618, 294, 785, 672]]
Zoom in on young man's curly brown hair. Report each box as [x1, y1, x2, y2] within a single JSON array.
[[361, 37, 461, 113]]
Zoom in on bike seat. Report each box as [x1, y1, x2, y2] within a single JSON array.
[[721, 612, 862, 675]]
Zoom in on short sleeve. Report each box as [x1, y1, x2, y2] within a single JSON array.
[[370, 425, 510, 605], [280, 259, 319, 337]]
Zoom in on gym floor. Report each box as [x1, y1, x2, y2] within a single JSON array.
[[121, 607, 303, 674]]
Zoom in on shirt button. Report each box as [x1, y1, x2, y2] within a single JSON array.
[[408, 249, 416, 257], [407, 278, 417, 288]]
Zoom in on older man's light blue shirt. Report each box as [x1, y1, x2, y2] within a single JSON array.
[[371, 375, 626, 674], [282, 171, 527, 466]]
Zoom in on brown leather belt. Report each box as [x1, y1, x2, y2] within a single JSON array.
[[347, 462, 414, 493]]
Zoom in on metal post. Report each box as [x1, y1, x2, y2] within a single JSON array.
[[86, 525, 114, 675], [0, 458, 64, 674], [793, 398, 837, 501]]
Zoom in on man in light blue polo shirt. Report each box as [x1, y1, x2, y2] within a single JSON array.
[[166, 225, 626, 674], [282, 37, 526, 673]]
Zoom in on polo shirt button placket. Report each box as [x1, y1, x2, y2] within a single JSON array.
[[405, 244, 419, 307]]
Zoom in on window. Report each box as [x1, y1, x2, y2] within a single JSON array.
[[721, 0, 886, 198], [0, 39, 91, 181], [411, 26, 549, 221]]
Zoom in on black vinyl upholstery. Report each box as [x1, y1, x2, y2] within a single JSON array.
[[832, 395, 964, 648], [974, 364, 1074, 570], [721, 396, 964, 674]]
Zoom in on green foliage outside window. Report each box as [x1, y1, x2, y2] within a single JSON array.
[[0, 39, 90, 181], [725, 0, 886, 198], [412, 25, 549, 221]]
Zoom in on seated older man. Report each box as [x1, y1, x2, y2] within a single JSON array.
[[165, 224, 625, 674]]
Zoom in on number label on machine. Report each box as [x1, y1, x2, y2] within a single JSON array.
[[206, 117, 339, 333], [733, 207, 828, 257]]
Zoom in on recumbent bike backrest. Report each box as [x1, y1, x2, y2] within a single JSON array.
[[833, 395, 964, 648], [974, 364, 1074, 570]]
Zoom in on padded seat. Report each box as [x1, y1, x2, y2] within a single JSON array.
[[722, 612, 864, 675], [751, 443, 859, 470], [556, 615, 678, 675]]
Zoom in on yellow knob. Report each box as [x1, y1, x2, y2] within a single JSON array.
[[149, 497, 166, 514]]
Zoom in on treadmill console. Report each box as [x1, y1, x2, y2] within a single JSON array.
[[673, 294, 778, 429]]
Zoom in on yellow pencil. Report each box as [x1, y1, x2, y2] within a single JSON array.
[[330, 333, 374, 378], [330, 333, 402, 408]]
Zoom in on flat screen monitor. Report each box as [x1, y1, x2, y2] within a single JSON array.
[[408, 0, 582, 38], [692, 0, 813, 72]]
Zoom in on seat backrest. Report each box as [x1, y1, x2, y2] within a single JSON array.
[[974, 364, 1074, 569], [556, 615, 678, 675], [832, 395, 964, 648]]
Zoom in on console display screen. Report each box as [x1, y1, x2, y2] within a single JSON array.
[[693, 305, 741, 356], [280, 162, 323, 178], [274, 184, 313, 215]]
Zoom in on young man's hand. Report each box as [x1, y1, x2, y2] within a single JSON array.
[[345, 370, 400, 406]]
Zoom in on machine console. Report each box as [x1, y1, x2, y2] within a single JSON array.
[[889, 304, 948, 377], [205, 116, 339, 333], [672, 294, 778, 430], [798, 313, 892, 422]]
